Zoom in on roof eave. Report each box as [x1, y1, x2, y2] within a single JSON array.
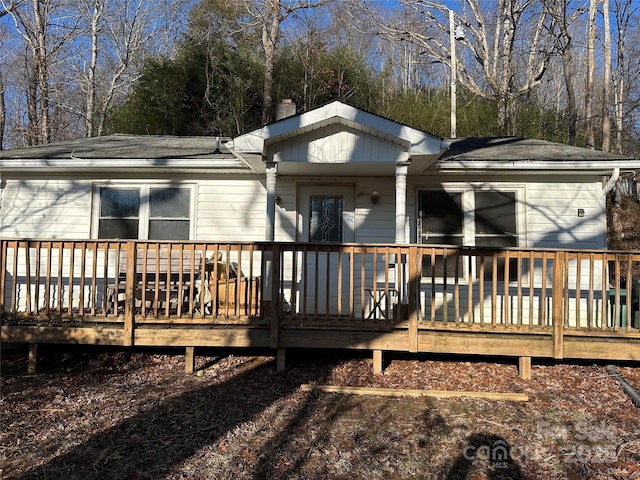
[[0, 157, 249, 174], [433, 159, 640, 174]]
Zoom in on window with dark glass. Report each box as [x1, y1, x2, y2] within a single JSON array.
[[98, 188, 140, 239], [474, 191, 518, 281], [149, 188, 191, 240], [309, 195, 343, 242], [418, 189, 520, 281], [97, 186, 190, 240], [418, 190, 464, 277]]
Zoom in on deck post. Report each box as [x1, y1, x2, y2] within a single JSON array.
[[28, 343, 38, 374], [269, 244, 281, 349], [408, 246, 419, 353], [552, 251, 565, 359], [372, 349, 383, 374], [123, 242, 136, 347], [518, 356, 532, 380], [185, 347, 196, 375], [276, 347, 286, 372]]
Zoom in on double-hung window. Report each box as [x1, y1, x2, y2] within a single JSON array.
[[96, 185, 192, 240], [418, 187, 521, 281]]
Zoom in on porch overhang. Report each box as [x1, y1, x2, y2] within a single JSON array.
[[227, 101, 448, 175]]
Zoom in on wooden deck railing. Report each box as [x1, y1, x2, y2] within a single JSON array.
[[2, 240, 639, 355]]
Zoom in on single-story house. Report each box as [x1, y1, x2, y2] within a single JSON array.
[[1, 101, 639, 371], [2, 100, 636, 248]]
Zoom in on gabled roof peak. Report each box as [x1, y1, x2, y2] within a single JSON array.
[[228, 101, 446, 158]]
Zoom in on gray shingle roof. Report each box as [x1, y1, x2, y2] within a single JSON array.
[[0, 134, 233, 160]]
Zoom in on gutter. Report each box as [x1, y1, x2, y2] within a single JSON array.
[[602, 167, 620, 196]]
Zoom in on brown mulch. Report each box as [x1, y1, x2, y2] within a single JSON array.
[[1, 345, 639, 480]]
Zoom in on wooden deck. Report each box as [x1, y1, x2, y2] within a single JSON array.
[[2, 239, 639, 373]]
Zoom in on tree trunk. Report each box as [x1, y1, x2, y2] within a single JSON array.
[[562, 46, 577, 145], [0, 72, 5, 150], [33, 0, 50, 144], [26, 57, 39, 146], [612, 0, 631, 154], [261, 0, 280, 125], [86, 0, 103, 137], [585, 0, 597, 149], [601, 0, 611, 152]]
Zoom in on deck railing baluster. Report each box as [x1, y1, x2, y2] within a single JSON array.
[[2, 241, 639, 362]]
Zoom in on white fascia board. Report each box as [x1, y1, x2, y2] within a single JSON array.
[[0, 157, 244, 172], [436, 159, 640, 173]]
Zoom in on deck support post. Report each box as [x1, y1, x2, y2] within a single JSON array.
[[276, 347, 286, 372], [185, 347, 196, 375], [123, 242, 136, 347], [372, 349, 383, 374], [518, 356, 532, 380], [28, 343, 38, 374], [269, 244, 281, 349], [408, 246, 419, 353], [552, 252, 565, 359]]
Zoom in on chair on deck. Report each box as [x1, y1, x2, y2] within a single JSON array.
[[110, 249, 202, 314]]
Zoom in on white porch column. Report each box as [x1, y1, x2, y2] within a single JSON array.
[[264, 161, 278, 320], [265, 161, 278, 241], [395, 162, 409, 305], [395, 162, 409, 243]]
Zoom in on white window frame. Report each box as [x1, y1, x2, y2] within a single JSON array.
[[91, 182, 196, 240]]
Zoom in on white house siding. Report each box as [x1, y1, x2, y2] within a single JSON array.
[[353, 179, 397, 244], [272, 179, 298, 242], [196, 177, 267, 242], [0, 179, 92, 238], [525, 177, 606, 249]]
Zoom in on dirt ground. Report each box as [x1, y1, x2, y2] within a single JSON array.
[[1, 345, 639, 480]]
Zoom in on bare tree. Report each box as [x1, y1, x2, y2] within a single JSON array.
[[362, 0, 553, 136], [241, 0, 331, 125], [602, 0, 612, 152], [0, 71, 5, 149], [544, 0, 584, 145], [84, 0, 103, 137], [94, 0, 164, 135], [1, 0, 81, 144], [0, 12, 7, 150], [585, 0, 597, 148], [612, 0, 638, 153]]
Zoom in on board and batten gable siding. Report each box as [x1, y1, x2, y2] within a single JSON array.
[[0, 179, 92, 238], [269, 124, 407, 164], [196, 178, 267, 242]]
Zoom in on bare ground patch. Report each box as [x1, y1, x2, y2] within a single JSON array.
[[1, 345, 639, 479]]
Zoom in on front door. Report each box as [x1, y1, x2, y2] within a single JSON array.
[[295, 185, 355, 316]]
